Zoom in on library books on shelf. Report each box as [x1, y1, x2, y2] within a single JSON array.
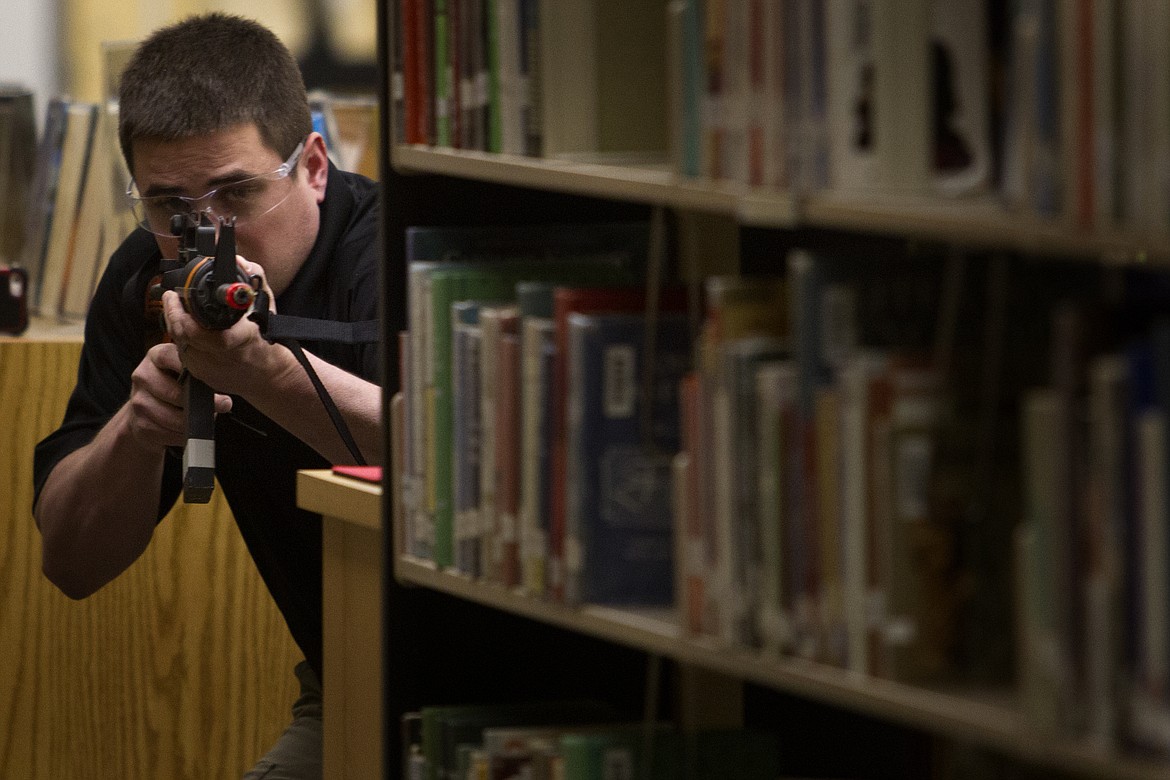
[[382, 1, 1170, 778], [392, 0, 1170, 264], [386, 250, 1170, 778]]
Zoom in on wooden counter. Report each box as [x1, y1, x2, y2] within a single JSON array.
[[296, 468, 383, 780], [0, 330, 302, 779]]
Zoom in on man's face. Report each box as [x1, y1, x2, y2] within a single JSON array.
[[130, 123, 327, 297]]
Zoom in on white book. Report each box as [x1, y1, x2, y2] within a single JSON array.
[[1084, 353, 1127, 749], [755, 359, 798, 655], [1119, 0, 1154, 231], [406, 264, 438, 558], [825, 0, 882, 190], [478, 304, 519, 582], [519, 316, 554, 596], [762, 0, 790, 189], [1131, 398, 1170, 752], [714, 336, 787, 647], [61, 102, 114, 320], [930, 0, 992, 195], [1090, 0, 1119, 227], [36, 100, 96, 319], [870, 0, 931, 192], [839, 350, 887, 674], [826, 0, 937, 194]]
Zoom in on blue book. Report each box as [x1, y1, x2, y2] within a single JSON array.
[[565, 311, 693, 605]]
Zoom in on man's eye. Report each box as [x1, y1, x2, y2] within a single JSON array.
[[217, 183, 262, 204], [151, 196, 190, 213]]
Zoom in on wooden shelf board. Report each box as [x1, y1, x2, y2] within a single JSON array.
[[296, 469, 382, 531], [395, 556, 1170, 780], [1, 316, 85, 343], [393, 145, 1170, 263], [393, 146, 800, 227]]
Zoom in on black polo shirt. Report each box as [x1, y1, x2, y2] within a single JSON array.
[[33, 163, 381, 680]]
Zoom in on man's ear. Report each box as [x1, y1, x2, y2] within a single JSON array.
[[302, 132, 329, 202]]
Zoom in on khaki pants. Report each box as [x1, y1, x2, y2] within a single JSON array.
[[243, 661, 322, 780]]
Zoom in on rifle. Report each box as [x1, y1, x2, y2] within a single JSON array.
[[153, 213, 259, 503]]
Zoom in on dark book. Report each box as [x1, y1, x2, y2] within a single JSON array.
[[565, 311, 693, 606]]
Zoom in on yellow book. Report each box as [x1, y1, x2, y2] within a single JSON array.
[[61, 103, 114, 320]]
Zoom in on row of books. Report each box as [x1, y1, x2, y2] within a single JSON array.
[[20, 97, 135, 321], [392, 0, 668, 160], [309, 90, 380, 181], [1016, 304, 1170, 756], [393, 220, 979, 684], [402, 701, 780, 780], [393, 0, 1170, 237], [1001, 0, 1170, 233], [398, 221, 677, 604], [672, 262, 970, 687], [389, 0, 993, 191], [15, 88, 378, 323], [393, 221, 1170, 764], [675, 0, 993, 194]]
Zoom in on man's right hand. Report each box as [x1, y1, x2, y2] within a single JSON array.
[[126, 342, 233, 451]]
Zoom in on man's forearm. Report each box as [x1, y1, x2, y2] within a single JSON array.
[[35, 404, 166, 599], [245, 346, 382, 466]]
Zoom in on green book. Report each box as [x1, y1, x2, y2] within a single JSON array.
[[420, 700, 617, 780], [559, 726, 682, 780]]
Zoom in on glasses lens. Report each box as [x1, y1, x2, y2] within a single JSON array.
[[206, 175, 295, 226], [130, 194, 189, 236], [128, 142, 302, 237]]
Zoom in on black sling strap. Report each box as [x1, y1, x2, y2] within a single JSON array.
[[257, 313, 381, 345], [250, 304, 380, 466]]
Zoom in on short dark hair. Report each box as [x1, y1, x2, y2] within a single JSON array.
[[118, 13, 311, 173]]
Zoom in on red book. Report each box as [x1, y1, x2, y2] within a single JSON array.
[[332, 465, 383, 484], [401, 0, 423, 144], [496, 329, 522, 587]]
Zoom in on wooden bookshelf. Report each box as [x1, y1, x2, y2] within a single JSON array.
[[394, 554, 1168, 780], [378, 1, 1170, 777]]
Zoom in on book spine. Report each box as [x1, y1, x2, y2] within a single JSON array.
[[1085, 352, 1127, 748], [452, 312, 483, 576], [1090, 0, 1119, 227], [755, 359, 797, 654], [434, 0, 451, 146], [520, 317, 555, 595], [478, 306, 505, 580], [679, 370, 709, 636], [497, 329, 522, 587]]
